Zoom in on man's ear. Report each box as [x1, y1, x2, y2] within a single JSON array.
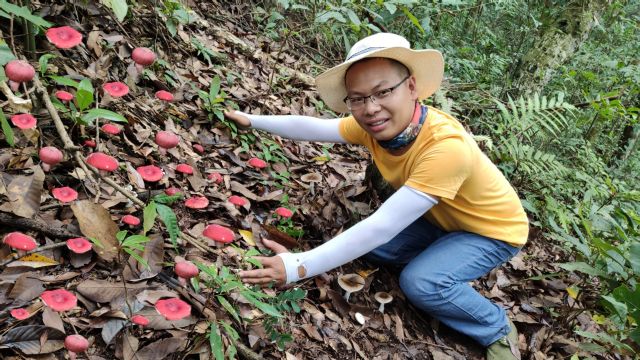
[[408, 75, 419, 101]]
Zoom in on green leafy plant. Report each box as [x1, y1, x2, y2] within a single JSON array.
[[156, 0, 198, 37], [116, 230, 150, 268]]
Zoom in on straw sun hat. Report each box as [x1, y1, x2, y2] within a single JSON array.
[[315, 32, 444, 114]]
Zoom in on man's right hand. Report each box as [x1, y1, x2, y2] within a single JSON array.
[[223, 110, 251, 128]]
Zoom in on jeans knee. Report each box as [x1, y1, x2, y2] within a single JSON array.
[[399, 267, 442, 308]]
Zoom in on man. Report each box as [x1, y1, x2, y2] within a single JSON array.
[[224, 32, 527, 359]]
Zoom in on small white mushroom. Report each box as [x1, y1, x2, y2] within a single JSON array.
[[337, 273, 365, 302], [354, 312, 366, 325], [374, 291, 393, 313]]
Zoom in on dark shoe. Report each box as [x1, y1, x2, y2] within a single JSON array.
[[486, 319, 521, 360]]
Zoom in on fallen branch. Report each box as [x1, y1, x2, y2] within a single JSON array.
[[0, 240, 68, 267], [0, 212, 80, 239]]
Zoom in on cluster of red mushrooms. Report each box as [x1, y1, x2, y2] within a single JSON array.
[[3, 24, 299, 357]]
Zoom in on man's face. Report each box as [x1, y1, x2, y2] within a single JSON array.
[[344, 58, 418, 141]]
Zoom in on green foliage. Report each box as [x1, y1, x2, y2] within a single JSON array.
[[156, 0, 198, 37], [0, 0, 52, 28], [0, 109, 14, 147], [102, 0, 128, 22], [116, 230, 150, 268]]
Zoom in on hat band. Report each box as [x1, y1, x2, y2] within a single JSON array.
[[346, 46, 386, 61]]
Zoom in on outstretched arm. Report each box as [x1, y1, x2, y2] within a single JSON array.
[[224, 110, 348, 143], [239, 186, 438, 285]]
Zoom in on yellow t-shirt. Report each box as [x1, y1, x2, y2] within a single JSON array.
[[339, 106, 529, 246]]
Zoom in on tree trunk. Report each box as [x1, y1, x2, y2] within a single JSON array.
[[514, 0, 608, 94]]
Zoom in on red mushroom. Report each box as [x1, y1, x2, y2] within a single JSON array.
[[275, 207, 294, 218], [155, 298, 191, 321], [66, 237, 92, 254], [164, 187, 182, 196], [131, 47, 156, 72], [184, 196, 209, 209], [103, 82, 129, 98], [52, 187, 78, 203], [64, 334, 89, 360], [247, 157, 267, 169], [101, 123, 121, 135], [86, 152, 119, 173], [39, 146, 63, 172], [155, 131, 179, 155], [207, 172, 223, 184], [175, 260, 199, 286], [175, 163, 194, 175], [131, 314, 150, 326], [83, 139, 96, 148], [3, 232, 37, 251], [10, 308, 30, 320], [203, 224, 235, 246], [41, 288, 77, 312], [193, 144, 204, 154], [5, 60, 35, 92], [46, 26, 82, 49], [55, 90, 74, 102], [136, 165, 164, 182], [11, 113, 37, 129], [155, 90, 174, 102], [228, 195, 248, 207], [122, 214, 141, 226]]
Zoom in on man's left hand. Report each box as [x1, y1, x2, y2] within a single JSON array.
[[238, 238, 288, 286]]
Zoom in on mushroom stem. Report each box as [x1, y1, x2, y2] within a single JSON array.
[[68, 351, 77, 360], [378, 303, 385, 313], [344, 291, 352, 302], [42, 163, 50, 172]]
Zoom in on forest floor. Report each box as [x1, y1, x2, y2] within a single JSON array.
[[0, 1, 619, 359]]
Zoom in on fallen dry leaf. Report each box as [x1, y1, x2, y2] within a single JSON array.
[[71, 200, 119, 261]]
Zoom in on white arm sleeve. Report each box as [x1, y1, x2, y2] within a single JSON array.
[[235, 110, 348, 143], [277, 186, 438, 284]]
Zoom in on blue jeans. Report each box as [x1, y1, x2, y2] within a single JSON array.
[[364, 216, 521, 347]]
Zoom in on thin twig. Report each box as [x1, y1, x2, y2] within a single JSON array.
[[0, 242, 68, 267]]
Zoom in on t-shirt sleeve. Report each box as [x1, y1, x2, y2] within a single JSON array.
[[405, 136, 472, 200], [339, 116, 367, 145]]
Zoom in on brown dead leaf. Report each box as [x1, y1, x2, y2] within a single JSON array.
[[76, 280, 147, 304], [262, 225, 298, 249], [8, 273, 44, 302], [71, 200, 119, 261], [0, 166, 44, 218], [301, 323, 324, 342], [42, 307, 65, 334], [121, 331, 140, 360]]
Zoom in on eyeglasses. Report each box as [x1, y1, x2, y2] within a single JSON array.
[[343, 75, 410, 111]]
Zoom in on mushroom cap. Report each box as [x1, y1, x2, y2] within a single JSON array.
[[136, 165, 164, 182], [46, 26, 82, 49], [41, 289, 77, 312], [131, 314, 150, 326], [175, 163, 194, 175], [207, 172, 223, 184], [203, 224, 235, 244], [184, 196, 209, 209], [374, 291, 393, 304], [39, 146, 63, 165], [10, 308, 30, 320], [64, 334, 89, 353], [155, 131, 179, 149], [86, 152, 119, 172], [55, 90, 74, 102], [155, 90, 174, 102], [228, 195, 247, 207], [275, 207, 293, 218], [164, 187, 182, 196], [131, 47, 156, 66], [175, 261, 199, 279], [101, 123, 121, 135], [337, 273, 365, 293], [247, 157, 267, 169], [121, 214, 141, 226], [11, 113, 37, 129], [83, 139, 96, 148], [102, 82, 129, 97], [5, 60, 35, 83], [66, 237, 92, 254], [193, 144, 204, 154], [52, 187, 78, 203], [3, 232, 37, 251], [155, 298, 191, 320]]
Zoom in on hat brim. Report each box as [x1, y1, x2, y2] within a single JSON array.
[[315, 47, 444, 113]]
